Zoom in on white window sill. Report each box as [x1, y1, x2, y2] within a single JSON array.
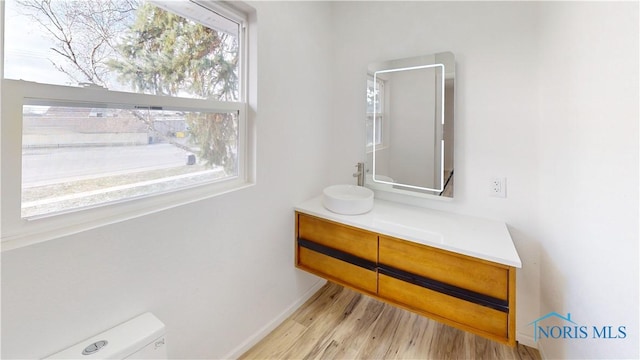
[[1, 179, 255, 252]]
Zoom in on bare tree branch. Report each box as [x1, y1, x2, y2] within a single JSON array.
[[16, 0, 137, 87]]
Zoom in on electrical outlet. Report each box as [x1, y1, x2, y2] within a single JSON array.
[[490, 177, 507, 198]]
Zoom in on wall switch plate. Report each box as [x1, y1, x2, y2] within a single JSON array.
[[490, 177, 507, 198]]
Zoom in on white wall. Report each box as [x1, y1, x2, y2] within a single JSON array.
[[329, 1, 638, 358], [1, 2, 334, 358], [386, 68, 438, 187], [329, 0, 542, 346], [536, 2, 639, 359], [2, 2, 638, 359]]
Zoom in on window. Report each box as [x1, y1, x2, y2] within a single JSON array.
[[1, 0, 253, 245], [21, 101, 239, 219], [366, 76, 384, 151]]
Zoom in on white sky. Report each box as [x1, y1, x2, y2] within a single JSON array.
[[3, 0, 72, 85], [3, 0, 240, 97]]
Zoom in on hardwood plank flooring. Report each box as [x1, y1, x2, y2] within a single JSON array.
[[240, 282, 540, 360]]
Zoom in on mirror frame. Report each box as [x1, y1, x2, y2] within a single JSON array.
[[365, 51, 455, 199]]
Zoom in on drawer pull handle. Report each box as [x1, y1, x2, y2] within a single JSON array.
[[298, 238, 377, 271], [379, 265, 509, 313]]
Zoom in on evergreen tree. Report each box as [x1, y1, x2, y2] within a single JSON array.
[[17, 0, 240, 174], [109, 2, 239, 174]]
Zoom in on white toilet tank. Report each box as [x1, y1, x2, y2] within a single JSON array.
[[45, 313, 167, 359]]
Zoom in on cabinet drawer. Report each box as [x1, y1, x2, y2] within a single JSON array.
[[378, 274, 508, 340], [379, 236, 508, 300], [297, 247, 378, 294], [297, 213, 377, 262]]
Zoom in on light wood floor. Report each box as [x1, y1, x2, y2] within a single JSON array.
[[240, 282, 541, 360]]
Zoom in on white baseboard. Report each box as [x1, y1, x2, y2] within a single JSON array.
[[538, 343, 548, 360], [536, 340, 548, 359], [516, 331, 537, 348], [517, 331, 547, 359], [223, 279, 327, 359], [224, 281, 543, 359]]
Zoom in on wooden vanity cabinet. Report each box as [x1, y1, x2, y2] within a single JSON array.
[[295, 213, 378, 295], [377, 235, 516, 345], [295, 212, 517, 346]]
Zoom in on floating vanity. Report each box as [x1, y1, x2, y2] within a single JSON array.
[[294, 196, 522, 346]]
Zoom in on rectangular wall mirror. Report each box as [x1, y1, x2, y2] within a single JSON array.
[[365, 51, 455, 198]]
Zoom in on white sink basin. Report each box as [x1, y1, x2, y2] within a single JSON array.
[[322, 185, 374, 215]]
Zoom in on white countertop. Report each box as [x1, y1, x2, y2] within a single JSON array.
[[295, 196, 522, 268]]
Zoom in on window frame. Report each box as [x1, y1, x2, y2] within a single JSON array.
[[366, 75, 388, 153], [0, 0, 254, 250]]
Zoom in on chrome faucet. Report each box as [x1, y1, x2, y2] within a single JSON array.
[[353, 162, 365, 186]]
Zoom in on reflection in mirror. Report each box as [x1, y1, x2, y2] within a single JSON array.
[[365, 52, 454, 198]]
